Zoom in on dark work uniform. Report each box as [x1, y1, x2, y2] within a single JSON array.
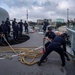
[[18, 21, 23, 36], [24, 21, 28, 33], [1, 22, 9, 42], [0, 26, 3, 41], [0, 26, 3, 33], [12, 21, 19, 39], [5, 19, 11, 36], [38, 35, 69, 66], [45, 31, 56, 50], [43, 21, 49, 34]]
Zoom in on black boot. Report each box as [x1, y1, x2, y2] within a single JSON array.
[[66, 57, 70, 61], [61, 63, 65, 67], [37, 61, 41, 66]]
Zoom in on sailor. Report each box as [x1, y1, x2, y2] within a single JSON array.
[[12, 18, 19, 39], [37, 33, 70, 67], [0, 25, 3, 41], [24, 21, 29, 34], [42, 19, 49, 34], [0, 25, 3, 34], [1, 21, 9, 42], [5, 18, 11, 37], [18, 19, 23, 36], [44, 26, 56, 51]]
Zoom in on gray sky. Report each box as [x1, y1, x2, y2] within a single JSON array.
[[0, 0, 75, 22]]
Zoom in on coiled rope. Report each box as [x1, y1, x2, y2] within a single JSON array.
[[1, 34, 17, 54], [0, 34, 43, 65]]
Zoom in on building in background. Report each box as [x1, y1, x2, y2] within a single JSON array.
[[37, 19, 44, 25], [0, 7, 9, 25], [37, 19, 52, 25], [47, 19, 52, 25], [56, 18, 64, 23]]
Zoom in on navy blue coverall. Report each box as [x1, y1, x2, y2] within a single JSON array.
[[43, 21, 49, 34], [24, 21, 28, 33], [12, 20, 19, 39], [38, 35, 69, 66], [18, 21, 23, 36], [45, 31, 56, 50], [0, 26, 3, 41], [0, 26, 3, 33], [5, 18, 11, 36], [1, 21, 9, 42]]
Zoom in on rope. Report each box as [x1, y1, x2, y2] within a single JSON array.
[[19, 50, 42, 66], [1, 34, 17, 54], [0, 34, 43, 66]]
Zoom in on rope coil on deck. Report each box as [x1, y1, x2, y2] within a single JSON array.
[[0, 34, 43, 65], [19, 50, 42, 65]]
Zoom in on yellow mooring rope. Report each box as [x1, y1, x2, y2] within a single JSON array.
[[19, 50, 42, 65], [1, 34, 17, 54], [0, 34, 43, 66]]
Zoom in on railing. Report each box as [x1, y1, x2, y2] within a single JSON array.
[[67, 23, 75, 30]]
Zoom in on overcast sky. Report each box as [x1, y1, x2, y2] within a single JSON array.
[[0, 0, 75, 22]]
